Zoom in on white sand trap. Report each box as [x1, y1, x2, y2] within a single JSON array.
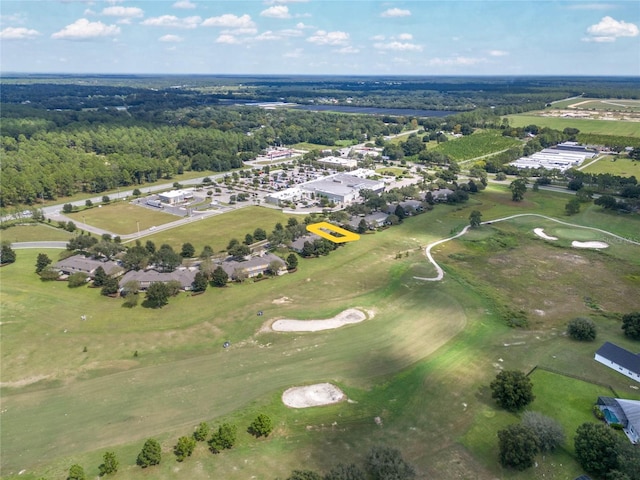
[[533, 228, 558, 241], [271, 308, 369, 332], [282, 383, 346, 408], [572, 241, 609, 249]]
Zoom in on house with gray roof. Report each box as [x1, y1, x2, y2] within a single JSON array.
[[118, 268, 197, 291], [596, 396, 640, 444], [55, 255, 123, 279], [219, 252, 286, 280], [594, 342, 640, 383], [290, 234, 322, 253]]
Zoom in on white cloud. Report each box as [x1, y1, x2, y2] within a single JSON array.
[[261, 6, 291, 19], [223, 27, 258, 35], [428, 56, 484, 66], [101, 6, 144, 19], [215, 34, 240, 44], [0, 13, 27, 25], [0, 26, 41, 40], [584, 16, 639, 42], [374, 41, 422, 52], [381, 8, 411, 18], [295, 22, 313, 29], [141, 15, 201, 29], [202, 14, 255, 29], [371, 34, 385, 41], [159, 34, 183, 42], [278, 28, 303, 37], [396, 33, 413, 40], [489, 49, 508, 57], [337, 46, 359, 54], [307, 29, 349, 46], [51, 18, 120, 40], [255, 30, 280, 40], [173, 0, 196, 9]]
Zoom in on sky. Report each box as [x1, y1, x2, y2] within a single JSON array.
[[1, 0, 639, 76]]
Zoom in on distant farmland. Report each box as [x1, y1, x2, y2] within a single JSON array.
[[506, 114, 640, 137]]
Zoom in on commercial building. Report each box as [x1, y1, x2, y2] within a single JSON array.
[[265, 170, 384, 206], [510, 142, 597, 172], [158, 189, 194, 205]]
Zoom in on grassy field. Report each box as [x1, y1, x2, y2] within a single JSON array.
[[550, 98, 640, 112], [141, 206, 291, 252], [67, 203, 179, 235], [2, 187, 640, 480], [1, 224, 73, 243], [506, 115, 640, 137], [581, 155, 640, 177]]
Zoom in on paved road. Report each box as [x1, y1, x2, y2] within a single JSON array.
[[11, 241, 68, 249]]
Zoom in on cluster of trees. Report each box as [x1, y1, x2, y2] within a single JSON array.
[[1, 100, 410, 206], [490, 370, 535, 412], [66, 451, 118, 480], [622, 312, 640, 340], [281, 446, 415, 480], [65, 414, 274, 477], [498, 412, 565, 470], [0, 242, 16, 265], [567, 317, 597, 341], [574, 422, 640, 479]]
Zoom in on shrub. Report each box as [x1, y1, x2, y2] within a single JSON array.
[[136, 439, 161, 468], [567, 317, 597, 341]]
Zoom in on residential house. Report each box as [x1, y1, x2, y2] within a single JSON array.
[[219, 252, 287, 280], [594, 342, 640, 383], [55, 255, 123, 279], [118, 268, 198, 291], [596, 396, 640, 444]]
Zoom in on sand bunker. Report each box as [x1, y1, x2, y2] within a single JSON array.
[[271, 308, 368, 332], [282, 383, 346, 408], [572, 241, 609, 249], [533, 228, 558, 241]]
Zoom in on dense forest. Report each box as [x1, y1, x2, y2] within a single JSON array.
[[1, 76, 638, 207]]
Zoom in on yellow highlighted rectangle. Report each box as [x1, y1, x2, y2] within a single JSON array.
[[306, 222, 360, 243]]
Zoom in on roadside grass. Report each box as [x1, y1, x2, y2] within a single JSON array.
[[375, 167, 406, 176], [506, 115, 640, 137], [3, 187, 640, 480], [67, 202, 178, 235], [140, 206, 291, 252], [1, 224, 73, 243], [581, 155, 640, 177], [291, 142, 335, 151]]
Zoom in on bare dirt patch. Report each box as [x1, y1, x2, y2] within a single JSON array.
[[282, 383, 346, 408], [270, 308, 372, 332], [272, 296, 292, 304]]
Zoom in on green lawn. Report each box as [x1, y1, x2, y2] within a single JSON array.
[[1, 224, 73, 243], [67, 203, 179, 235], [2, 187, 640, 480], [550, 98, 640, 112], [506, 115, 640, 137], [141, 206, 291, 252], [581, 156, 640, 177]]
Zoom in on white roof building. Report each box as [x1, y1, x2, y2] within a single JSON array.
[[265, 172, 384, 206]]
